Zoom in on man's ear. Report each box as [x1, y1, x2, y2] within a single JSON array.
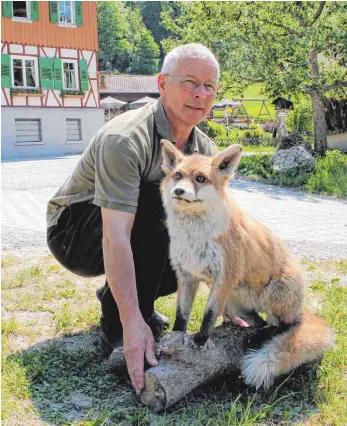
[[212, 144, 243, 176], [161, 139, 183, 173]]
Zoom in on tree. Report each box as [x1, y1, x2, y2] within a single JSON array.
[[124, 7, 160, 75], [162, 1, 347, 154], [97, 2, 131, 72]]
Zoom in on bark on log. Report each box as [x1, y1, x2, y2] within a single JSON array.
[[106, 322, 255, 413]]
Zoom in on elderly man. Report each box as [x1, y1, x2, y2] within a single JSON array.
[[47, 43, 220, 393]]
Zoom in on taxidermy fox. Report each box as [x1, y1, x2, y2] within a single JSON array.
[[160, 139, 334, 390]]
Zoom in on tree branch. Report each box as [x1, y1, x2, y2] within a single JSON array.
[[321, 81, 347, 92], [309, 2, 326, 27], [260, 19, 301, 36]]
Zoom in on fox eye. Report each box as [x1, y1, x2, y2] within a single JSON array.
[[196, 175, 206, 183], [175, 172, 183, 180]]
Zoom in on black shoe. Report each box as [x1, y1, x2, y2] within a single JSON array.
[[147, 310, 171, 337]]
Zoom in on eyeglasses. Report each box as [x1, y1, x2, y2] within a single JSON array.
[[165, 74, 219, 95]]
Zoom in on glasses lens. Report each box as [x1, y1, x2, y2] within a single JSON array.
[[181, 80, 196, 91], [205, 85, 216, 94]]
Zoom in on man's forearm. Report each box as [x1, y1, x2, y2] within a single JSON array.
[[102, 236, 142, 324]]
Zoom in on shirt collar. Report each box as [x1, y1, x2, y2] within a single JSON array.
[[153, 98, 199, 154]]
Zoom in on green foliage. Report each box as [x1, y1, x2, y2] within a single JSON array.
[[10, 88, 43, 95], [60, 90, 85, 97], [237, 155, 274, 180], [124, 7, 160, 75], [306, 150, 347, 196], [97, 2, 131, 72], [286, 97, 314, 136], [162, 2, 347, 152], [199, 120, 227, 140], [97, 2, 160, 74]]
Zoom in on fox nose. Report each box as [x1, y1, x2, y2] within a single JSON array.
[[174, 188, 185, 197]]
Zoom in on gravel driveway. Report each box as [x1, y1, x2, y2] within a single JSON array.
[[2, 155, 347, 260]]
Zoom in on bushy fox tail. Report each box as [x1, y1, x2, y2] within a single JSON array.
[[242, 311, 335, 390]]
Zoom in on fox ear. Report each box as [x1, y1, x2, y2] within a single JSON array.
[[161, 139, 183, 173], [212, 144, 242, 176]]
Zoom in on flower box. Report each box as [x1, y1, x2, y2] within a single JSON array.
[[62, 94, 85, 99]]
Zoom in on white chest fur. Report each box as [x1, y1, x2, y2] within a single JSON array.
[[166, 208, 228, 282]]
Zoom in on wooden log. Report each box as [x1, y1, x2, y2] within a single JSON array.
[[106, 322, 255, 413]]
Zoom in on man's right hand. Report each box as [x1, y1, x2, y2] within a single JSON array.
[[123, 316, 159, 394]]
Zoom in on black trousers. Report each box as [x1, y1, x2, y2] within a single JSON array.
[[47, 181, 177, 337]]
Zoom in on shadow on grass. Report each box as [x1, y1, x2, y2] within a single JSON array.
[[3, 326, 323, 425]]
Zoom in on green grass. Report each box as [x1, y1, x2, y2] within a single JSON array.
[[1, 255, 346, 425], [223, 83, 276, 120]]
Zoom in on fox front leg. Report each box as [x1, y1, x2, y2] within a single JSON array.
[[194, 277, 225, 346], [172, 269, 199, 333]]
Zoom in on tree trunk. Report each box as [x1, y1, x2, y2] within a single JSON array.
[[106, 323, 254, 413], [307, 51, 328, 155], [309, 89, 328, 155]]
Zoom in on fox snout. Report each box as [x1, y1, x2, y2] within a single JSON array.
[[170, 184, 196, 202], [174, 188, 185, 197]]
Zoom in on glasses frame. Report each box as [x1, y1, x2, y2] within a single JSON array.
[[164, 74, 219, 96]]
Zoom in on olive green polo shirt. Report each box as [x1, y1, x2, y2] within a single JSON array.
[[47, 98, 218, 228]]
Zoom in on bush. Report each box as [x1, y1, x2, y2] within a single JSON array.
[[198, 120, 227, 139], [306, 150, 347, 196], [237, 155, 274, 180], [243, 128, 265, 139], [286, 98, 314, 136]]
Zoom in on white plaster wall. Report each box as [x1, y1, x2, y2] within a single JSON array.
[[41, 47, 56, 57], [60, 48, 78, 58], [12, 97, 27, 106], [2, 107, 104, 159], [25, 45, 38, 55], [10, 44, 23, 54], [28, 96, 42, 106]]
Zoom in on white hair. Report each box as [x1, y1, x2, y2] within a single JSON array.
[[161, 43, 220, 81]]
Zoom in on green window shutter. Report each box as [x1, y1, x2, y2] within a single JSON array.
[[39, 57, 54, 89], [2, 1, 12, 18], [75, 1, 83, 26], [49, 1, 58, 23], [31, 1, 39, 21], [79, 59, 89, 90], [1, 54, 12, 88], [53, 58, 63, 90]]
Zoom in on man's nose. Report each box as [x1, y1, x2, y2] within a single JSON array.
[[174, 188, 185, 196], [193, 83, 207, 97]]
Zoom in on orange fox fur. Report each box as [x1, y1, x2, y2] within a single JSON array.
[[160, 139, 334, 390]]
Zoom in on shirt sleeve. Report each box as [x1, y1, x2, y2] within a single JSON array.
[[93, 134, 143, 214]]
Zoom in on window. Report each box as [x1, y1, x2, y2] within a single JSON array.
[[12, 1, 30, 19], [66, 118, 82, 142], [62, 61, 78, 89], [12, 58, 37, 88], [58, 1, 74, 24], [15, 119, 42, 145]]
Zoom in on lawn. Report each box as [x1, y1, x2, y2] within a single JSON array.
[[216, 83, 276, 120], [2, 254, 346, 425]]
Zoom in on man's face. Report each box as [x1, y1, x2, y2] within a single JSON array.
[[158, 58, 219, 127]]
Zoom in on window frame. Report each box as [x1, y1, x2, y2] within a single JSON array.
[[12, 1, 32, 22], [62, 59, 79, 90], [58, 1, 75, 26], [15, 118, 43, 146], [11, 56, 39, 89], [65, 118, 83, 144]]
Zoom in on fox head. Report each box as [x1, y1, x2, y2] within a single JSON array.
[[161, 139, 242, 213]]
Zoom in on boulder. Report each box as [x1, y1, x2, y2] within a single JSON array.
[[272, 146, 316, 174]]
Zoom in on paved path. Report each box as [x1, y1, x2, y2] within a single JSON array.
[[2, 155, 347, 260]]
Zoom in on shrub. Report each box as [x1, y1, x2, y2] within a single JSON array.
[[306, 150, 347, 196], [286, 98, 314, 136], [198, 120, 227, 139], [237, 155, 274, 180]]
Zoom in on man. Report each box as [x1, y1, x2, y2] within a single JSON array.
[[47, 43, 220, 394]]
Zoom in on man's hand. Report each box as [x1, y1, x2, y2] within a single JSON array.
[[123, 316, 159, 394]]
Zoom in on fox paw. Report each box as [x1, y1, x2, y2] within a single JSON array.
[[191, 333, 214, 349]]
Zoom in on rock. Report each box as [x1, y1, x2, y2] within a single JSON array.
[[272, 146, 316, 174], [279, 132, 313, 154]]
